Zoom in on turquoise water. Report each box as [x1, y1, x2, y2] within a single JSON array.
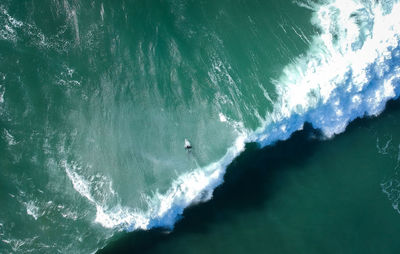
[[100, 100, 400, 254], [1, 0, 400, 253]]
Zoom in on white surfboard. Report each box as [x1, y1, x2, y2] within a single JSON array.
[[184, 139, 192, 149]]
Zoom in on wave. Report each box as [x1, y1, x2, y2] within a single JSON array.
[[252, 0, 400, 144], [65, 0, 400, 232]]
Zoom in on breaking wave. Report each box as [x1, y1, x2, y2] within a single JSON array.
[[63, 0, 400, 233]]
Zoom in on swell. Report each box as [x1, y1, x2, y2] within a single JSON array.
[[68, 0, 400, 240]]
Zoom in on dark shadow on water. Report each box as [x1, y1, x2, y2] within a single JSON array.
[[98, 99, 400, 254]]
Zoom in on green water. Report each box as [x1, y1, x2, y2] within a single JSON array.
[[2, 0, 400, 253], [100, 100, 400, 254]]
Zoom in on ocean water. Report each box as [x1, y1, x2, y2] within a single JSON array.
[[1, 0, 400, 253], [100, 100, 400, 254]]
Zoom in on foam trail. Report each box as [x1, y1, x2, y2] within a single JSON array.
[[71, 10, 79, 43], [0, 85, 4, 104], [65, 0, 400, 232]]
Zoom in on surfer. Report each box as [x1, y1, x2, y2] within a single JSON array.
[[184, 138, 192, 150]]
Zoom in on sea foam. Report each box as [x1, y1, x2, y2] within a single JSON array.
[[64, 0, 400, 231]]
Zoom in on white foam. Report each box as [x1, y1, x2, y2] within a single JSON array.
[[25, 201, 40, 220], [62, 160, 143, 228], [0, 7, 23, 42], [4, 129, 17, 146], [63, 161, 95, 203], [219, 113, 227, 122]]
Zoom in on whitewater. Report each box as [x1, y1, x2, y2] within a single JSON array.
[[61, 0, 400, 234]]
